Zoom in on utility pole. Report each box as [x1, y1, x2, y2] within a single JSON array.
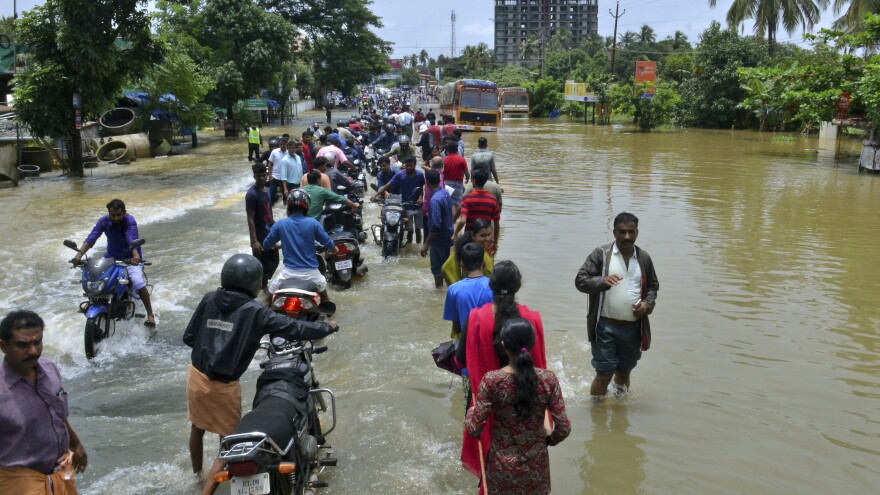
[[609, 1, 625, 79]]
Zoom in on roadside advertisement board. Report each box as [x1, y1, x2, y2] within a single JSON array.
[[635, 61, 656, 95]]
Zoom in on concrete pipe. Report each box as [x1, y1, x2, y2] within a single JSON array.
[[96, 140, 132, 163], [107, 133, 152, 159], [100, 107, 137, 136]]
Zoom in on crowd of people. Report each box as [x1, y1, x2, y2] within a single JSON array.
[[0, 96, 660, 495]]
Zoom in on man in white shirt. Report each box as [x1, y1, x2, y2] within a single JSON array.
[[267, 138, 288, 205], [574, 212, 660, 398]]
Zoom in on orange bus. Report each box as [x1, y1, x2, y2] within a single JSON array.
[[438, 79, 499, 132], [499, 87, 529, 119]]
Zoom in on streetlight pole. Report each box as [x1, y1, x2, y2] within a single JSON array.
[[609, 1, 625, 79]]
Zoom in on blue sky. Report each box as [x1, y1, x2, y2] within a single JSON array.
[[3, 0, 841, 58]]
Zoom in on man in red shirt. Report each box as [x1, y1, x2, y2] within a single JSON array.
[[455, 168, 500, 248], [442, 141, 470, 216]]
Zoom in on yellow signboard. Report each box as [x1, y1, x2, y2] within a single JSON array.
[[564, 80, 598, 102], [565, 81, 587, 97]]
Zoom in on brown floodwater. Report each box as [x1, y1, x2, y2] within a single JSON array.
[[0, 112, 877, 494]]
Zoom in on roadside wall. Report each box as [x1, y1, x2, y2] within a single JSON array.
[[289, 100, 316, 117]]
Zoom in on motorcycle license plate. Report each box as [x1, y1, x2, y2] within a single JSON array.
[[229, 473, 270, 495], [335, 259, 353, 270]]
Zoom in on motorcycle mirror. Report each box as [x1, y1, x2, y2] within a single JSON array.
[[318, 301, 337, 315], [63, 239, 78, 250], [130, 238, 146, 249]]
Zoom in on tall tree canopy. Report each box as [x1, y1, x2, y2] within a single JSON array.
[[709, 0, 826, 55]]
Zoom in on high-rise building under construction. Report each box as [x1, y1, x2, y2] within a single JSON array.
[[493, 0, 599, 65]]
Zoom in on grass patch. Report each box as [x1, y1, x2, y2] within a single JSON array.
[[769, 135, 796, 143]]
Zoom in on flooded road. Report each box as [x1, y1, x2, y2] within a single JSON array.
[[1, 113, 878, 494]]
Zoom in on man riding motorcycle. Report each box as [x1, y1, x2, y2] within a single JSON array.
[[382, 135, 417, 165]]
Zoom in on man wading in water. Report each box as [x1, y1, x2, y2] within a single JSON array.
[[575, 212, 659, 398]]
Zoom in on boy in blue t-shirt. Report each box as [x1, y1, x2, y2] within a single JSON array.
[[442, 243, 493, 339]]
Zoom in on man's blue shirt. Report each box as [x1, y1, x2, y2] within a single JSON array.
[[428, 187, 454, 246], [389, 170, 424, 209], [263, 214, 333, 270], [84, 214, 142, 259]]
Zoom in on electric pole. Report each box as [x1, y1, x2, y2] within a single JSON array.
[[609, 1, 625, 79]]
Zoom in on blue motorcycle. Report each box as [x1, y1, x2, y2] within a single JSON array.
[[64, 238, 150, 359]]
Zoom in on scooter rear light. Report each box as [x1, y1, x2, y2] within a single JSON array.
[[276, 296, 304, 315], [214, 470, 230, 483], [335, 242, 350, 256], [298, 297, 315, 310], [228, 461, 260, 477]]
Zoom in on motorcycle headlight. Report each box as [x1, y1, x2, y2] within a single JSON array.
[[84, 279, 107, 295], [387, 212, 401, 226]]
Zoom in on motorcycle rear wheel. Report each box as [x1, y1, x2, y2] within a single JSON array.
[[84, 314, 109, 359]]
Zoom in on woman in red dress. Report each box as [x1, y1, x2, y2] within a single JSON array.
[[465, 318, 571, 494], [456, 260, 547, 477]]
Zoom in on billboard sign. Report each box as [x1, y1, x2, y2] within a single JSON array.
[[386, 58, 403, 70], [635, 61, 656, 95], [564, 80, 598, 102]]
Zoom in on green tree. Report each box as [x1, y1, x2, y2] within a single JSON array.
[[527, 77, 564, 117], [676, 21, 770, 128], [419, 49, 429, 67], [610, 81, 682, 131], [639, 25, 657, 44], [155, 0, 294, 121], [258, 0, 391, 94], [708, 0, 825, 55], [460, 43, 493, 76], [486, 64, 535, 88], [140, 36, 215, 144], [14, 0, 161, 176], [832, 0, 880, 32], [519, 36, 540, 65]]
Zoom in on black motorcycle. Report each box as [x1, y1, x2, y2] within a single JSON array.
[[321, 196, 367, 289], [215, 334, 338, 495], [371, 188, 422, 258]]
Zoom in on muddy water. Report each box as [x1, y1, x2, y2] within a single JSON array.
[[0, 113, 878, 495]]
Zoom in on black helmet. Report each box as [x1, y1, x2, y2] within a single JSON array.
[[220, 254, 263, 298], [287, 189, 311, 212], [398, 135, 410, 146], [384, 123, 395, 134], [349, 116, 357, 123], [268, 137, 280, 148]]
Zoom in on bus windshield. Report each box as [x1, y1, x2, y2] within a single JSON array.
[[479, 92, 498, 110], [504, 94, 528, 107], [460, 90, 480, 108]]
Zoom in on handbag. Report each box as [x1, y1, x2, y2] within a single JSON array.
[[431, 340, 460, 375]]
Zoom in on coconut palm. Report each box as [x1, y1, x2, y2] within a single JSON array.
[[639, 24, 657, 44], [461, 42, 493, 74], [419, 49, 429, 67], [832, 0, 880, 32], [619, 31, 638, 48], [708, 0, 825, 56], [519, 36, 540, 64]]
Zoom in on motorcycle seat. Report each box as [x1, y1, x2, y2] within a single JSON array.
[[278, 278, 319, 293], [234, 397, 303, 451], [330, 231, 357, 243]]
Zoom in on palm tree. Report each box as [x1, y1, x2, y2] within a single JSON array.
[[638, 24, 657, 44], [461, 42, 493, 74], [708, 0, 824, 56], [419, 49, 429, 67], [672, 30, 690, 51], [620, 31, 638, 48], [519, 36, 540, 65], [831, 0, 880, 32]]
